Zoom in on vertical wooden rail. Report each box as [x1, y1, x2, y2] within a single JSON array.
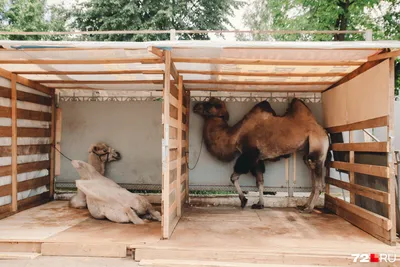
[[176, 76, 183, 216], [49, 95, 56, 198], [185, 90, 190, 202], [388, 58, 396, 244], [11, 74, 17, 212], [55, 108, 62, 176], [349, 131, 355, 204], [162, 51, 171, 239]]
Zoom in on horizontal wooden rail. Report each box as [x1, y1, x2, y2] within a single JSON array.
[[0, 127, 51, 138], [178, 70, 348, 77], [37, 80, 164, 84], [18, 175, 50, 192], [15, 70, 164, 75], [0, 86, 52, 106], [327, 116, 388, 133], [326, 177, 389, 204], [173, 57, 364, 66], [184, 80, 332, 86], [0, 58, 163, 65], [18, 160, 50, 174], [0, 144, 50, 157], [325, 194, 391, 243], [0, 183, 11, 197], [17, 191, 50, 211], [331, 142, 389, 152], [331, 161, 389, 178]]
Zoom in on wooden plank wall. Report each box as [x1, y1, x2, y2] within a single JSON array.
[[0, 73, 54, 219], [322, 59, 396, 245]]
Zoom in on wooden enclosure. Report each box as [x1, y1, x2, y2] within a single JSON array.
[[0, 39, 398, 249]]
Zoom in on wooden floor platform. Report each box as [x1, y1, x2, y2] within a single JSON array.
[[135, 206, 400, 266], [0, 201, 161, 257]]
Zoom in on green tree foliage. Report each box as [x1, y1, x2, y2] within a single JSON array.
[[244, 0, 400, 93], [71, 0, 244, 41], [0, 0, 70, 40]]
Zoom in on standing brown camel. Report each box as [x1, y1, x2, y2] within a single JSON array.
[[193, 97, 329, 213]]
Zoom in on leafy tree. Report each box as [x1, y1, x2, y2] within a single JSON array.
[[71, 0, 244, 41], [0, 0, 70, 40]]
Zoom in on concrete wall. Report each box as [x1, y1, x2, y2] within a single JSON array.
[[57, 101, 162, 187], [188, 101, 323, 192]]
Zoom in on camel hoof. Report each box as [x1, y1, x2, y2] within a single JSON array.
[[251, 204, 264, 209], [299, 207, 313, 213], [240, 197, 248, 208]]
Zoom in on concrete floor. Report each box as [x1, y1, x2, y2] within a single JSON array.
[[0, 256, 139, 267]]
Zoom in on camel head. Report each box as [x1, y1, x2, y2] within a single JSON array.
[[193, 97, 229, 121], [88, 142, 121, 163]]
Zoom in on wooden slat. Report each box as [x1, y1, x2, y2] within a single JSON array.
[[17, 191, 50, 211], [0, 126, 11, 136], [55, 108, 62, 176], [11, 74, 17, 212], [170, 62, 179, 82], [18, 175, 50, 192], [0, 145, 50, 157], [17, 109, 51, 121], [0, 204, 11, 217], [0, 183, 11, 197], [326, 116, 388, 133], [15, 70, 164, 75], [325, 194, 391, 244], [0, 165, 11, 176], [0, 58, 162, 65], [331, 142, 389, 152], [147, 46, 164, 58], [184, 80, 332, 86], [18, 160, 50, 174], [38, 80, 163, 84], [170, 83, 179, 99], [17, 90, 52, 106], [173, 57, 364, 66], [169, 140, 178, 149], [326, 177, 390, 204], [169, 118, 179, 129], [331, 161, 389, 178], [178, 70, 348, 77], [16, 75, 53, 96], [169, 160, 178, 170], [0, 106, 11, 118], [169, 94, 179, 108], [18, 127, 51, 137], [188, 88, 323, 93], [49, 97, 56, 198], [349, 131, 355, 204]]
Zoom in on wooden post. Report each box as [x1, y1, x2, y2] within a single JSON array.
[[55, 108, 62, 176], [185, 89, 190, 202], [349, 131, 355, 204], [11, 74, 17, 212], [387, 58, 396, 244], [49, 95, 56, 198], [162, 51, 171, 239], [176, 76, 183, 217]]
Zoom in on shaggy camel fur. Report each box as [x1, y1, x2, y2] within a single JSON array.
[[69, 143, 121, 209], [193, 97, 329, 213], [72, 160, 161, 224]]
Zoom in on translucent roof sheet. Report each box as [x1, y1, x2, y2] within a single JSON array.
[[0, 40, 397, 93]]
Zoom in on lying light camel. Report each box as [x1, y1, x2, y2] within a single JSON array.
[[193, 98, 329, 212], [69, 143, 121, 209], [72, 160, 161, 224]]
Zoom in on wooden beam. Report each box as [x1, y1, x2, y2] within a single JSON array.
[[176, 75, 183, 217], [15, 70, 164, 75], [173, 57, 364, 66], [331, 142, 389, 152], [326, 177, 389, 204], [170, 62, 179, 82], [0, 86, 52, 105], [324, 59, 385, 92], [0, 58, 162, 65], [0, 68, 53, 96], [52, 86, 103, 90], [349, 131, 355, 204], [162, 50, 172, 239], [11, 74, 17, 212], [326, 116, 388, 133], [187, 88, 323, 93], [55, 108, 62, 176], [368, 50, 400, 61], [331, 161, 389, 179], [49, 96, 56, 198], [0, 144, 50, 157], [184, 80, 332, 86], [178, 70, 348, 77], [147, 46, 164, 58], [37, 80, 164, 84]]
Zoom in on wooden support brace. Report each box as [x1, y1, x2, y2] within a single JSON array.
[[11, 74, 17, 212]]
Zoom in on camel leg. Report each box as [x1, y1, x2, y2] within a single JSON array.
[[148, 209, 162, 222], [251, 161, 265, 209], [301, 160, 324, 213], [125, 207, 145, 224], [231, 172, 247, 208]]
